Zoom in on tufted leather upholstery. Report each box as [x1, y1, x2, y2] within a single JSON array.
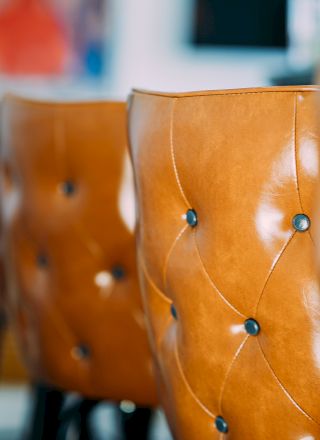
[[129, 86, 320, 439], [1, 329, 28, 382], [0, 95, 157, 405]]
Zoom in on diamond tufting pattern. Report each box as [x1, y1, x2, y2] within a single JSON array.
[[0, 96, 157, 405], [129, 86, 320, 439]]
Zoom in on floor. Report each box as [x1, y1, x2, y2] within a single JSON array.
[[0, 385, 173, 440]]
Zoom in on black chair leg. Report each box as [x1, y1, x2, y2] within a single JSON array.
[[77, 399, 100, 440], [26, 385, 151, 440], [57, 398, 100, 440], [120, 406, 153, 440], [25, 383, 65, 440]]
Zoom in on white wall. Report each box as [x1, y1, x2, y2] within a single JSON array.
[[109, 0, 288, 97]]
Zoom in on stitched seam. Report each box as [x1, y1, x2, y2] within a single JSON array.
[[254, 231, 296, 315], [140, 256, 172, 304], [257, 338, 319, 425], [53, 105, 68, 176], [293, 93, 303, 211], [46, 303, 75, 347], [193, 231, 246, 318], [5, 95, 123, 107], [174, 335, 215, 419], [139, 256, 173, 347], [156, 314, 173, 348], [134, 89, 320, 99], [170, 98, 190, 207], [162, 224, 188, 288], [75, 223, 104, 258], [293, 92, 315, 245], [218, 335, 249, 413]]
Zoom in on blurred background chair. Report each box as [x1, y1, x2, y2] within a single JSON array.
[[129, 86, 320, 439], [0, 95, 158, 440]]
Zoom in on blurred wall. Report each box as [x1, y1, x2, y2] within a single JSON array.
[[109, 0, 287, 95]]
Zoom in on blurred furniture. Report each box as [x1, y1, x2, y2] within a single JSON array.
[[0, 95, 157, 439], [1, 329, 27, 383], [270, 66, 316, 86], [129, 86, 320, 439]]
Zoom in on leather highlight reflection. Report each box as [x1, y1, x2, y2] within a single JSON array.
[[129, 86, 320, 439], [0, 96, 157, 405]]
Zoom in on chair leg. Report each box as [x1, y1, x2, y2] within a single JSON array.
[[77, 399, 100, 440], [57, 398, 100, 440], [25, 383, 65, 440], [120, 406, 153, 440]]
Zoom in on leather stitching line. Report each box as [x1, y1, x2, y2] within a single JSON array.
[[293, 92, 303, 211], [257, 338, 319, 425], [156, 313, 173, 349], [174, 334, 215, 419], [140, 255, 172, 304], [170, 98, 191, 207], [53, 104, 68, 176], [218, 335, 249, 413], [193, 231, 246, 318], [46, 303, 75, 347], [134, 90, 320, 99], [139, 255, 173, 348], [162, 224, 188, 289], [293, 92, 315, 245], [254, 231, 296, 315]]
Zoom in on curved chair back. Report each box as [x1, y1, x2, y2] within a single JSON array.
[[129, 86, 320, 438], [0, 95, 157, 405]]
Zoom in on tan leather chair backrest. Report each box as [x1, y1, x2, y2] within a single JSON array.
[[0, 95, 157, 405], [129, 86, 320, 438]]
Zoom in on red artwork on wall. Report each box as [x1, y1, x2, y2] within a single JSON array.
[[0, 0, 68, 74]]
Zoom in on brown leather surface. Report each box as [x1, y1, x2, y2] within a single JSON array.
[[0, 96, 157, 405], [129, 86, 320, 438], [1, 329, 27, 383]]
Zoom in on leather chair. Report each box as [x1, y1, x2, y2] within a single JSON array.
[[0, 95, 157, 439], [129, 86, 320, 439], [1, 328, 28, 382]]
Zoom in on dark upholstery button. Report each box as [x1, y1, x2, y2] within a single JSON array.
[[292, 214, 310, 232], [186, 209, 198, 227], [111, 266, 125, 280], [36, 254, 48, 268], [170, 303, 178, 320], [73, 344, 90, 360], [215, 416, 228, 433], [61, 180, 76, 196], [244, 318, 260, 336]]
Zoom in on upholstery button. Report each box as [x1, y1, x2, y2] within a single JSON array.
[[61, 180, 76, 196], [215, 416, 228, 433], [72, 344, 90, 360], [111, 266, 125, 280], [36, 254, 48, 268], [186, 209, 198, 227], [170, 303, 178, 320], [292, 214, 310, 232], [244, 318, 260, 336]]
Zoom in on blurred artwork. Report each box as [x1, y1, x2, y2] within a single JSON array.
[[0, 0, 67, 74], [0, 0, 109, 76]]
